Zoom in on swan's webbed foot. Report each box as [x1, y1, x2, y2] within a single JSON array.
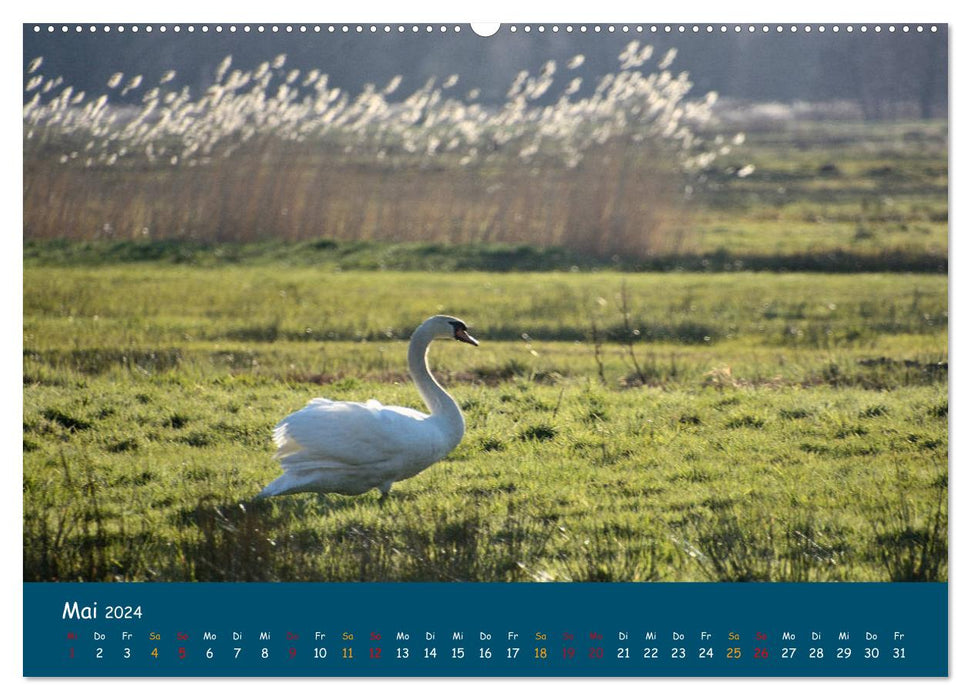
[[377, 481, 393, 505]]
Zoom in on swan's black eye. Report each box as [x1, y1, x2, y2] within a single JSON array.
[[448, 320, 479, 346]]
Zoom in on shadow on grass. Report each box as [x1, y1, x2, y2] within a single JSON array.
[[675, 506, 849, 582], [869, 473, 948, 582], [177, 497, 516, 582]]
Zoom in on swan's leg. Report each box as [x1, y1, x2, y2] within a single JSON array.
[[377, 481, 394, 504]]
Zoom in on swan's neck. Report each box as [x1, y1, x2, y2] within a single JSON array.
[[408, 326, 465, 441]]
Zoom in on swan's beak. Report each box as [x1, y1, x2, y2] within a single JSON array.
[[455, 329, 479, 346]]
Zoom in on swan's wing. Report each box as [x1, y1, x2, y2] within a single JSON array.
[[272, 398, 433, 469]]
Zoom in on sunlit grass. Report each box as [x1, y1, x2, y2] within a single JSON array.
[[23, 267, 947, 582]]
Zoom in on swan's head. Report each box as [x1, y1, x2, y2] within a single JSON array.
[[424, 315, 479, 346]]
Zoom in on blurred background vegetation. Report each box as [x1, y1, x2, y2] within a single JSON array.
[[23, 25, 947, 268]]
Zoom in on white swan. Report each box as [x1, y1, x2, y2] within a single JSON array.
[[257, 315, 478, 500]]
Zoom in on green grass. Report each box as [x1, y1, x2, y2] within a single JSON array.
[[22, 236, 947, 273], [23, 267, 947, 582], [694, 120, 947, 260]]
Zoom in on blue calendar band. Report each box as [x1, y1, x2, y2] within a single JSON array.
[[24, 582, 947, 677]]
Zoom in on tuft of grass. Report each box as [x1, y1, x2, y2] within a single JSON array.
[[180, 432, 212, 448], [165, 413, 190, 429], [41, 408, 92, 432], [478, 437, 507, 453], [518, 424, 558, 442], [106, 438, 139, 453], [725, 414, 766, 429], [860, 404, 890, 418]]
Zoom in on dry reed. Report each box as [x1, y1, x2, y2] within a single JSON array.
[[24, 43, 742, 258]]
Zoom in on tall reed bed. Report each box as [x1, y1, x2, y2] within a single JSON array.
[[24, 45, 743, 258]]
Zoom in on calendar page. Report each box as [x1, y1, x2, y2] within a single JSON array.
[[21, 19, 948, 679]]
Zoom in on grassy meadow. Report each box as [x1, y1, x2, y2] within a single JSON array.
[[23, 267, 947, 582]]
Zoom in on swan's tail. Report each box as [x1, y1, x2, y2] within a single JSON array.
[[256, 423, 303, 497], [257, 457, 351, 498], [256, 475, 289, 499]]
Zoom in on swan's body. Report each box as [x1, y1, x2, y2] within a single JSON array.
[[258, 315, 478, 499]]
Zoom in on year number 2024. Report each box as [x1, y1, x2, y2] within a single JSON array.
[[104, 606, 144, 619]]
